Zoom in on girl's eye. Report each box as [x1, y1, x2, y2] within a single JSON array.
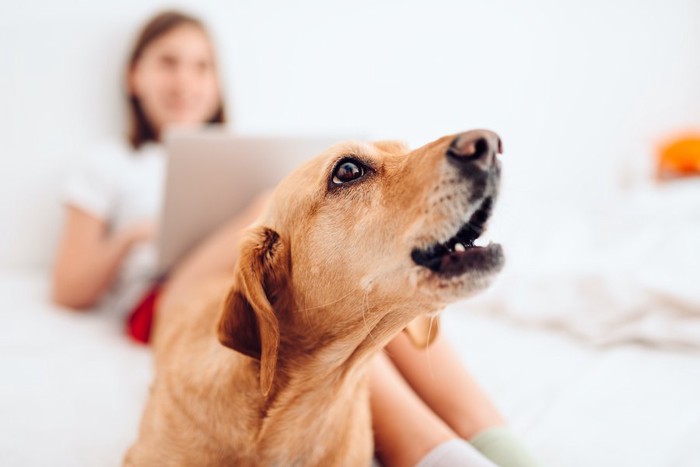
[[332, 160, 365, 185], [160, 55, 177, 69]]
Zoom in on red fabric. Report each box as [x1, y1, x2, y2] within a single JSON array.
[[126, 283, 162, 344]]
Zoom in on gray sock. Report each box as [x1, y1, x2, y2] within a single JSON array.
[[416, 438, 497, 467], [469, 427, 540, 467]]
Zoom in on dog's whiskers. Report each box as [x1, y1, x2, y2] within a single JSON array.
[[425, 315, 436, 381], [299, 296, 319, 340], [299, 289, 358, 341], [361, 291, 376, 344], [297, 289, 356, 312]]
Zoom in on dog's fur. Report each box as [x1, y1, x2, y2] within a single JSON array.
[[124, 131, 504, 466]]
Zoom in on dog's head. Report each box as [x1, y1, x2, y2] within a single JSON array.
[[218, 130, 504, 394]]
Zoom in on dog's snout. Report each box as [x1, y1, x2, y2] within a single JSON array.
[[446, 130, 502, 170]]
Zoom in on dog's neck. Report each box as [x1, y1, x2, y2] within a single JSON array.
[[273, 299, 410, 386], [262, 311, 395, 412], [249, 303, 410, 463]]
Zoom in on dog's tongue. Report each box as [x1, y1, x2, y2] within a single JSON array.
[[440, 248, 469, 270], [438, 244, 494, 274]]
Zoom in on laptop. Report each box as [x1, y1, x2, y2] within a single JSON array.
[[157, 128, 347, 274]]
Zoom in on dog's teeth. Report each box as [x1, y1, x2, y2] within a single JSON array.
[[454, 242, 466, 252], [473, 236, 489, 248]]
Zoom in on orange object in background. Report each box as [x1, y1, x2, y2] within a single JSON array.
[[657, 134, 700, 180]]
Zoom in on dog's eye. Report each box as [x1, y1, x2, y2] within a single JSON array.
[[332, 159, 365, 185]]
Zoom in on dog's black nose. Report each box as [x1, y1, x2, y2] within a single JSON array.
[[446, 130, 502, 171]]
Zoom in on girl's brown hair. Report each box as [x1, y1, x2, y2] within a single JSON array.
[[126, 10, 227, 149]]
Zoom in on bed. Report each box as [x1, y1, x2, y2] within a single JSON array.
[[2, 271, 699, 465]]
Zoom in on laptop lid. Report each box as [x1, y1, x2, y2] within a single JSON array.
[[157, 128, 345, 274]]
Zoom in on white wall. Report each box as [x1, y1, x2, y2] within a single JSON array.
[[2, 0, 699, 269]]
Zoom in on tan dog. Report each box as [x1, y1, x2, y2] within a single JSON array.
[[124, 130, 504, 466]]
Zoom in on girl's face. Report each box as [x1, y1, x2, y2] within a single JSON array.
[[129, 24, 221, 135]]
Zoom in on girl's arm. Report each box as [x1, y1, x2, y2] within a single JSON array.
[[51, 206, 153, 310]]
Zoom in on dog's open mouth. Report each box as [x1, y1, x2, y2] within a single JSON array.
[[411, 197, 503, 277]]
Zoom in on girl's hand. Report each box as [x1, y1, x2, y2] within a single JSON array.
[[123, 220, 158, 246], [52, 209, 156, 310]]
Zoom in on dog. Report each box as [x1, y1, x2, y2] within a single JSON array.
[[124, 130, 504, 466]]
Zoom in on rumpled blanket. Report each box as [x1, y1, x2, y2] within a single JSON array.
[[462, 180, 700, 348]]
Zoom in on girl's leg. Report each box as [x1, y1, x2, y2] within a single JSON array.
[[370, 352, 456, 467], [384, 335, 541, 467], [371, 352, 497, 467], [385, 331, 506, 441]]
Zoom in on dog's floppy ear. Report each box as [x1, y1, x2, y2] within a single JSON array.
[[403, 316, 440, 348], [217, 226, 289, 396]]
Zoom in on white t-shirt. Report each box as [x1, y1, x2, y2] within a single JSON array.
[[63, 139, 165, 314]]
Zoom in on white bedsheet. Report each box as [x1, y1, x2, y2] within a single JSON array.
[[478, 180, 700, 348], [2, 269, 699, 467], [0, 270, 151, 466]]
